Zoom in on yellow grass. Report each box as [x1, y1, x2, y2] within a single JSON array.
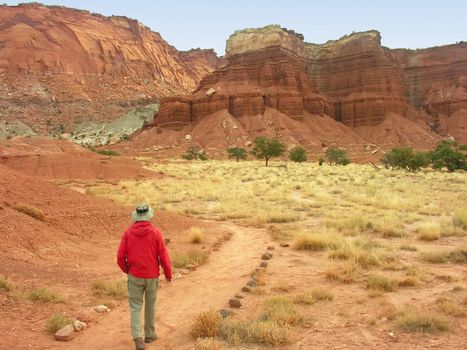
[[92, 279, 127, 299], [190, 309, 221, 339], [397, 307, 449, 332], [28, 288, 66, 304], [189, 226, 205, 244]]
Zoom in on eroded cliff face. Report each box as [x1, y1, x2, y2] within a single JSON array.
[[147, 25, 456, 154], [0, 3, 218, 134]]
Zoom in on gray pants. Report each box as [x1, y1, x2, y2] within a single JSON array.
[[128, 274, 159, 339]]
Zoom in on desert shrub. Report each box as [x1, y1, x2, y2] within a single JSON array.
[[0, 275, 12, 292], [29, 288, 66, 303], [397, 308, 449, 332], [325, 147, 350, 165], [272, 281, 293, 292], [416, 223, 441, 241], [430, 140, 466, 172], [92, 279, 127, 299], [251, 137, 286, 166], [172, 248, 208, 268], [188, 226, 205, 243], [294, 288, 334, 304], [227, 147, 247, 162], [289, 146, 307, 163], [219, 318, 289, 345], [12, 203, 45, 221], [45, 313, 72, 334], [327, 239, 380, 268], [381, 147, 429, 172], [183, 146, 208, 161], [366, 274, 396, 292], [325, 261, 360, 283], [190, 309, 221, 339]]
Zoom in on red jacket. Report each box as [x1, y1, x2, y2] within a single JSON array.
[[117, 221, 172, 280]]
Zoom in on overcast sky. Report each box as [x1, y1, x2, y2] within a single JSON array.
[[3, 0, 466, 55]]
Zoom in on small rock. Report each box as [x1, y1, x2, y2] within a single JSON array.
[[229, 298, 242, 308], [73, 320, 87, 332], [244, 141, 252, 147], [184, 134, 192, 141], [76, 309, 96, 323], [247, 279, 257, 287], [55, 324, 74, 341], [186, 264, 197, 271], [260, 261, 268, 268], [219, 308, 232, 318], [261, 252, 272, 260], [93, 305, 109, 313], [235, 293, 244, 299], [179, 269, 190, 275], [241, 286, 251, 292], [173, 272, 183, 280], [267, 245, 275, 250], [206, 88, 216, 96], [279, 242, 290, 247]]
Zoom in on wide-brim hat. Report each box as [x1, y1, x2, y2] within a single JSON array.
[[131, 203, 154, 222]]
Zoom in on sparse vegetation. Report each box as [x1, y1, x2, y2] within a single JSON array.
[[28, 288, 66, 303], [381, 147, 429, 172], [436, 298, 465, 317], [430, 140, 466, 172], [92, 279, 127, 299], [194, 338, 225, 350], [294, 289, 334, 304], [219, 318, 289, 345], [183, 146, 208, 161], [172, 249, 208, 268], [46, 313, 72, 334], [12, 203, 45, 221], [292, 231, 342, 251], [260, 296, 302, 326], [420, 247, 467, 264]]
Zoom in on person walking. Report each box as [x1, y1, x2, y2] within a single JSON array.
[[117, 203, 172, 350]]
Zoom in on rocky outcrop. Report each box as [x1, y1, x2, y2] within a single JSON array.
[[143, 25, 467, 153], [0, 3, 218, 133]]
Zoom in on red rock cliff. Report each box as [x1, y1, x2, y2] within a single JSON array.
[[0, 3, 218, 131]]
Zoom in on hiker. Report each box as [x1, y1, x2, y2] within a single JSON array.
[[117, 203, 172, 350]]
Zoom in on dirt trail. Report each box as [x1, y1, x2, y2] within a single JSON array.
[[46, 222, 269, 350]]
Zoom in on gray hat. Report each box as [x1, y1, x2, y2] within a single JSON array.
[[131, 203, 154, 222]]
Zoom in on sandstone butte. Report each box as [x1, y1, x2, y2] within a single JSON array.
[[0, 3, 219, 133], [0, 4, 466, 156], [133, 25, 466, 158]]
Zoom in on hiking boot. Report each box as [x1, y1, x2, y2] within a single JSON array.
[[134, 337, 145, 350], [144, 335, 158, 343]]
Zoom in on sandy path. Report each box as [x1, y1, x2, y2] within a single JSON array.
[[45, 222, 269, 350]]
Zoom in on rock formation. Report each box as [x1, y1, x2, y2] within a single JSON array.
[[139, 25, 465, 155], [0, 3, 219, 133]]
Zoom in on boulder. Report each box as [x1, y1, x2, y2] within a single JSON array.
[[55, 324, 75, 341], [229, 298, 242, 308], [241, 285, 251, 292]]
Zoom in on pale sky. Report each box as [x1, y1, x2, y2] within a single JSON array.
[[3, 0, 466, 55]]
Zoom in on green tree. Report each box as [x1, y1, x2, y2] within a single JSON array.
[[325, 147, 350, 165], [251, 136, 286, 166], [430, 140, 466, 172], [381, 147, 429, 172], [289, 146, 307, 163], [227, 146, 247, 162], [182, 146, 208, 161]]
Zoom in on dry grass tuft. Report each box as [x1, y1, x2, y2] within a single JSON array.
[[295, 288, 334, 304], [28, 288, 66, 304], [260, 296, 302, 326], [0, 275, 12, 292], [453, 210, 467, 230], [45, 313, 72, 334], [326, 261, 360, 283], [194, 338, 225, 350], [219, 318, 289, 346], [420, 247, 467, 264], [416, 223, 441, 241], [173, 249, 209, 268], [366, 274, 396, 292], [190, 309, 221, 339], [272, 281, 294, 292], [397, 307, 449, 332], [188, 227, 205, 244], [436, 298, 466, 317], [12, 203, 45, 221], [92, 279, 127, 299], [292, 231, 342, 251], [327, 238, 380, 268]]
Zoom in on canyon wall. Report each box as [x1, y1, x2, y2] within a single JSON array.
[[0, 3, 218, 134]]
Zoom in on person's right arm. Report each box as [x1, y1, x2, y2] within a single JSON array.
[[156, 231, 172, 281]]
